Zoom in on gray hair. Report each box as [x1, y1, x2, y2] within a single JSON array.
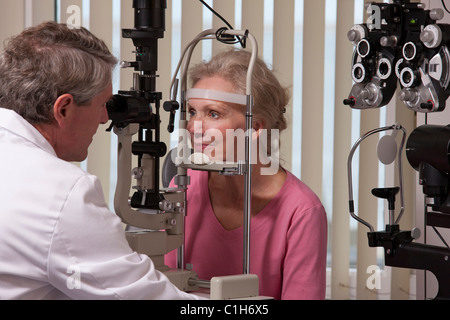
[[189, 49, 290, 133], [0, 21, 118, 124]]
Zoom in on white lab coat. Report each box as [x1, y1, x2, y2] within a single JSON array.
[[0, 108, 199, 300]]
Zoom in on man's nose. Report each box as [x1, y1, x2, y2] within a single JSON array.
[[100, 105, 109, 125]]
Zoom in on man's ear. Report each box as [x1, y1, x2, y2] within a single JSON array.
[[53, 94, 75, 127]]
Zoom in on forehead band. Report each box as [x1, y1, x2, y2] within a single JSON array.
[[186, 88, 247, 106]]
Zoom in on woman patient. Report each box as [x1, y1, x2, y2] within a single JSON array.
[[166, 49, 327, 300]]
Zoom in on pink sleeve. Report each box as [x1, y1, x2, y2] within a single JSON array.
[[282, 205, 328, 300]]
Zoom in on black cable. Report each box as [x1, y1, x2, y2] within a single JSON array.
[[199, 0, 233, 31], [198, 0, 246, 48], [442, 0, 450, 14], [432, 226, 450, 249]]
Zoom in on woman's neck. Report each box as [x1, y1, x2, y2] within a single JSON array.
[[207, 164, 287, 230]]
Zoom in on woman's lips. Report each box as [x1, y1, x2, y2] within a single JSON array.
[[193, 142, 215, 152], [194, 144, 209, 152]]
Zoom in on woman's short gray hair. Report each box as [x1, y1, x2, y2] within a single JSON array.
[[0, 21, 118, 124], [189, 49, 290, 133]]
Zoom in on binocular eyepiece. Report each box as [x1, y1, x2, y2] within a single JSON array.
[[107, 94, 153, 128], [133, 0, 166, 31]]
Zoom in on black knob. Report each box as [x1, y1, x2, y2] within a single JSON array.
[[343, 97, 356, 107], [163, 100, 179, 133], [420, 101, 434, 110], [372, 187, 399, 210]]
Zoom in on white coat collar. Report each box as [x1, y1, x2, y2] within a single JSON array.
[[0, 108, 57, 157]]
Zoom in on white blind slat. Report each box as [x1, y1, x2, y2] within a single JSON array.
[[0, 0, 25, 44], [301, 0, 325, 197], [331, 0, 355, 301], [273, 0, 295, 173]]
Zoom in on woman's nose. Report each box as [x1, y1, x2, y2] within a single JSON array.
[[188, 118, 206, 137]]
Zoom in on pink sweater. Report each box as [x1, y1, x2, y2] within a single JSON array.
[[165, 170, 327, 300]]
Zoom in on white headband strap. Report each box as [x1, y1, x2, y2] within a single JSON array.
[[186, 88, 247, 105]]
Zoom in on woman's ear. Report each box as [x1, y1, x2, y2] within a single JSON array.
[[252, 120, 265, 140], [53, 94, 75, 127]]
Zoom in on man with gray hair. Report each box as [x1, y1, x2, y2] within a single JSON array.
[[0, 21, 200, 300]]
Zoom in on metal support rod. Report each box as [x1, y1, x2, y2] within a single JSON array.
[[188, 279, 211, 289], [171, 29, 258, 275], [348, 124, 406, 232], [243, 94, 253, 275]]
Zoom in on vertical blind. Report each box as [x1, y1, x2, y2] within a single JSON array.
[[0, 0, 419, 300]]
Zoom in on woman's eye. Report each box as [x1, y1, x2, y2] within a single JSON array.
[[210, 111, 219, 119], [188, 109, 196, 118]]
